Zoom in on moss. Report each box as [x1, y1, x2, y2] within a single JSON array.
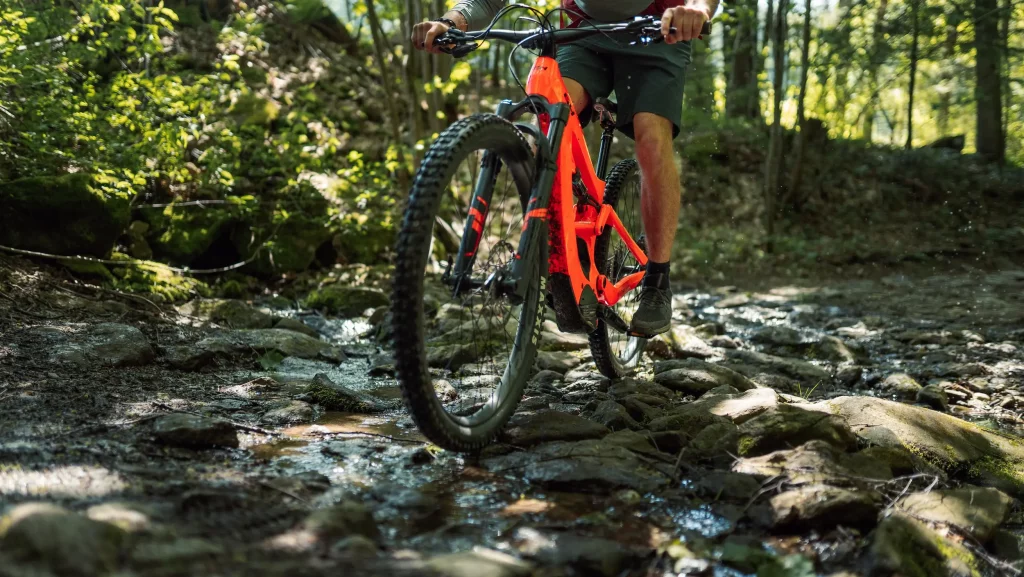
[[109, 255, 210, 303], [145, 206, 236, 265], [303, 286, 389, 317], [966, 456, 1024, 497], [737, 436, 756, 457], [233, 210, 333, 276], [0, 173, 130, 257], [62, 259, 115, 282]]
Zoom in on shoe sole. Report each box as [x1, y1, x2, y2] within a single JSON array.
[[627, 322, 672, 339]]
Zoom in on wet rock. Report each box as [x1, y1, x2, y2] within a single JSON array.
[[52, 323, 155, 367], [649, 388, 779, 432], [895, 486, 1012, 542], [880, 373, 923, 400], [130, 538, 225, 567], [736, 404, 858, 457], [767, 485, 880, 531], [426, 549, 533, 577], [426, 343, 481, 371], [261, 400, 314, 425], [916, 384, 949, 412], [694, 471, 761, 502], [194, 328, 342, 361], [823, 396, 1024, 477], [367, 353, 395, 376], [563, 364, 604, 383], [536, 351, 581, 373], [654, 359, 757, 395], [734, 441, 892, 487], [501, 410, 610, 447], [725, 350, 830, 384], [716, 293, 749, 308], [303, 286, 389, 317], [835, 365, 863, 388], [329, 535, 379, 558], [651, 325, 716, 360], [857, 446, 945, 479], [529, 370, 564, 388], [539, 330, 590, 352], [810, 336, 865, 363], [516, 529, 646, 576], [868, 513, 979, 577], [264, 472, 332, 497], [649, 431, 688, 455], [602, 430, 671, 459], [151, 413, 239, 449], [752, 326, 803, 347], [485, 438, 672, 492], [273, 317, 320, 338], [618, 395, 663, 422], [684, 421, 739, 466], [0, 503, 127, 577], [433, 379, 458, 402], [303, 501, 380, 542], [590, 400, 640, 431], [304, 373, 394, 413], [208, 299, 276, 328], [607, 378, 676, 402], [710, 335, 740, 349]]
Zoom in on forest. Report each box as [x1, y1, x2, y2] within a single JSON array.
[[0, 0, 1023, 576]]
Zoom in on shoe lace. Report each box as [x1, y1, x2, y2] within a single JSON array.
[[639, 285, 672, 309]]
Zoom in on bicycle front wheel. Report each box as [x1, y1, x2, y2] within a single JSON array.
[[589, 158, 647, 378], [391, 114, 541, 452]]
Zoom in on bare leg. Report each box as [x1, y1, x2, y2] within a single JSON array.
[[631, 112, 680, 264], [563, 78, 590, 118]]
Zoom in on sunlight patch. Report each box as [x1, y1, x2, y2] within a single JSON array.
[[0, 464, 127, 499]]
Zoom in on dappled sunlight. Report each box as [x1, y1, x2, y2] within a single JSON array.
[[0, 464, 127, 499]]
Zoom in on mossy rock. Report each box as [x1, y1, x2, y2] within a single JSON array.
[[0, 173, 130, 257], [233, 212, 333, 276], [303, 286, 389, 317], [868, 513, 980, 577], [109, 255, 210, 303], [62, 259, 115, 282], [143, 205, 236, 265]]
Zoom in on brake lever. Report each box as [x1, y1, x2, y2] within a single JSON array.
[[435, 28, 480, 58]]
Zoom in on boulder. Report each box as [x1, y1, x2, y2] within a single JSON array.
[[880, 373, 923, 400], [151, 414, 239, 449], [736, 404, 858, 457], [725, 350, 830, 384], [304, 373, 393, 413], [767, 485, 880, 531], [917, 384, 949, 412], [654, 359, 757, 395], [590, 400, 641, 431], [51, 323, 155, 367], [734, 440, 892, 487], [868, 513, 979, 577], [500, 410, 610, 447], [260, 400, 315, 425], [193, 329, 342, 361], [895, 486, 1012, 542], [0, 174, 130, 257], [648, 388, 779, 432], [208, 300, 276, 329], [302, 501, 380, 542], [0, 503, 127, 577], [303, 286, 389, 317], [535, 351, 582, 374]]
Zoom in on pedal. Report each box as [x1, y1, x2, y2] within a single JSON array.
[[627, 331, 653, 339]]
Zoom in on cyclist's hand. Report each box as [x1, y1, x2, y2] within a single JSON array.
[[661, 3, 711, 44], [412, 20, 449, 54]]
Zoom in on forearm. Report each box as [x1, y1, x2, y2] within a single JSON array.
[[449, 0, 507, 31], [704, 0, 720, 19]]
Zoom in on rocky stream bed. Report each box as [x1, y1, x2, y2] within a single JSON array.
[[1, 257, 1023, 577]]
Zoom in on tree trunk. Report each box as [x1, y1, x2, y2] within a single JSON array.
[[975, 0, 1004, 163], [364, 0, 409, 186], [725, 0, 759, 119], [764, 0, 788, 250], [905, 0, 918, 149], [862, 0, 889, 142], [1000, 0, 1011, 149], [936, 12, 958, 136], [786, 0, 812, 206]]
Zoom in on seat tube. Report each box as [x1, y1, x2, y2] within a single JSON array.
[[595, 125, 615, 180]]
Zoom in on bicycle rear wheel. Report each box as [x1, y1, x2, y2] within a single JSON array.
[[391, 114, 541, 452], [589, 159, 647, 378]]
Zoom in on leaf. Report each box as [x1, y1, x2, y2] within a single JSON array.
[[258, 350, 285, 370]]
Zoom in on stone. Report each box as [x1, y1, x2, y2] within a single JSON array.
[[485, 439, 672, 493], [810, 336, 865, 363], [684, 421, 739, 466], [0, 173, 130, 257], [303, 286, 389, 317], [0, 503, 127, 577], [194, 329, 341, 361], [710, 335, 740, 349], [649, 388, 779, 433], [835, 365, 863, 388], [693, 471, 761, 502], [716, 293, 750, 308], [607, 378, 676, 402], [654, 359, 757, 395], [917, 384, 949, 412], [302, 501, 380, 542], [652, 325, 716, 360], [151, 413, 238, 449], [734, 441, 893, 487], [426, 549, 533, 577], [618, 395, 664, 423], [590, 400, 640, 431], [725, 350, 830, 384], [768, 485, 880, 531], [130, 538, 225, 567], [752, 326, 804, 347], [85, 503, 153, 533], [500, 410, 610, 447], [536, 351, 581, 374], [304, 373, 394, 413], [52, 323, 154, 367], [857, 446, 945, 479], [823, 396, 1024, 476], [207, 300, 276, 329], [868, 513, 979, 577], [273, 317, 320, 338], [529, 370, 564, 388], [880, 373, 923, 400], [329, 535, 379, 558], [602, 430, 671, 459], [736, 404, 858, 457], [539, 330, 590, 352], [516, 530, 645, 576], [261, 400, 314, 425], [895, 486, 1012, 542]]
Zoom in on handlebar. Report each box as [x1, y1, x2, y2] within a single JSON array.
[[435, 16, 711, 59]]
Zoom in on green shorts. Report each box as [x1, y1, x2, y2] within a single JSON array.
[[556, 34, 692, 140]]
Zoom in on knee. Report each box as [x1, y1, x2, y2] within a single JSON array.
[[633, 113, 673, 160]]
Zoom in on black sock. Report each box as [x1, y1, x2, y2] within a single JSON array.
[[644, 260, 671, 290]]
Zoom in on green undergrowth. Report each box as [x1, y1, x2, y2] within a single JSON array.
[[61, 254, 209, 303]]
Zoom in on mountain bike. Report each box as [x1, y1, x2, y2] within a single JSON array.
[[391, 12, 706, 451]]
